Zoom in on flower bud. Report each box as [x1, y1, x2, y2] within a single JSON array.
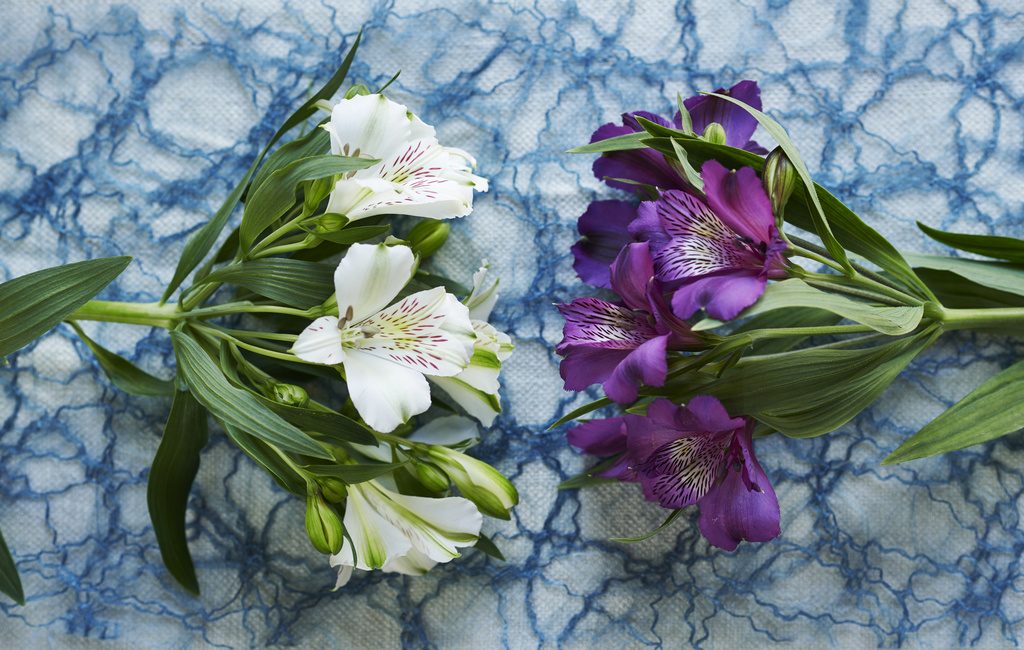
[[701, 122, 727, 146], [413, 461, 450, 493], [319, 478, 348, 503], [762, 146, 798, 223], [303, 176, 334, 213], [305, 489, 344, 554], [313, 213, 349, 234], [427, 446, 518, 520], [272, 383, 309, 407], [406, 220, 450, 259]]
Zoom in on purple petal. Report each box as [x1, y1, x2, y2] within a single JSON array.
[[628, 200, 670, 249], [591, 114, 685, 192], [559, 346, 629, 391], [625, 111, 673, 130], [557, 298, 657, 351], [609, 243, 655, 312], [669, 271, 767, 321], [572, 200, 637, 288], [652, 190, 761, 282], [625, 398, 687, 461], [680, 395, 747, 435], [646, 280, 705, 349], [701, 160, 775, 245], [682, 80, 762, 149], [635, 432, 731, 509], [567, 416, 628, 456], [697, 428, 780, 550], [603, 334, 669, 403]]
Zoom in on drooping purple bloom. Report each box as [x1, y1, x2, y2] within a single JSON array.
[[628, 396, 780, 550], [632, 160, 789, 321], [566, 395, 780, 550], [589, 81, 768, 193], [681, 80, 768, 154], [571, 200, 637, 288], [557, 243, 703, 403]]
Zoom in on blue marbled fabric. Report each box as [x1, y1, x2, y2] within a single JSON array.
[[1, 1, 1023, 647]]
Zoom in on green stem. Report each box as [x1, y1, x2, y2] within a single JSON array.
[[248, 207, 305, 257], [939, 307, 1024, 331], [69, 300, 180, 328]]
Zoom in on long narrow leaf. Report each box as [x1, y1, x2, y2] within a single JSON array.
[[884, 361, 1024, 464], [69, 322, 174, 397], [0, 257, 132, 359], [0, 527, 24, 605], [171, 331, 331, 459], [917, 222, 1024, 263], [223, 424, 306, 495], [148, 387, 208, 594], [903, 253, 1024, 298], [201, 259, 335, 309], [303, 461, 406, 484], [161, 31, 363, 302]]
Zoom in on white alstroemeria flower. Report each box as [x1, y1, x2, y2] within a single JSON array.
[[429, 264, 513, 426], [324, 93, 488, 222], [291, 243, 475, 433], [330, 478, 483, 588]]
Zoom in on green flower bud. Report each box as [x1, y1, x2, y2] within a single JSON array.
[[702, 122, 727, 146], [344, 84, 371, 99], [428, 446, 518, 520], [406, 221, 450, 259], [305, 489, 344, 554], [272, 383, 309, 407], [303, 176, 334, 213], [762, 146, 798, 223], [319, 478, 348, 503], [413, 461, 450, 493], [314, 213, 349, 234]]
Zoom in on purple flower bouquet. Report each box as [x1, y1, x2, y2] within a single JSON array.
[[557, 81, 1024, 550]]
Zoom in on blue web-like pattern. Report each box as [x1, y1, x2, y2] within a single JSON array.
[[1, 1, 1023, 647]]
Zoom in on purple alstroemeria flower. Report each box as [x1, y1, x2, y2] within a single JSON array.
[[628, 396, 780, 551], [590, 80, 767, 193], [632, 160, 789, 321], [566, 416, 634, 480], [571, 200, 637, 288], [557, 242, 703, 403]]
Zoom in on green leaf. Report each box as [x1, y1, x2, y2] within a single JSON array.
[[161, 31, 363, 303], [0, 527, 24, 605], [303, 461, 407, 484], [547, 398, 614, 430], [693, 279, 924, 335], [558, 455, 623, 489], [473, 533, 506, 561], [312, 223, 392, 245], [69, 322, 174, 397], [903, 253, 1024, 299], [884, 360, 1024, 464], [148, 387, 208, 595], [915, 268, 1024, 309], [609, 509, 683, 543], [250, 128, 332, 197], [566, 131, 649, 154], [170, 331, 331, 459], [240, 155, 378, 252], [732, 307, 842, 356], [917, 222, 1024, 263], [201, 259, 334, 309], [664, 327, 941, 438], [257, 398, 378, 447], [705, 92, 851, 274], [0, 256, 132, 359], [223, 423, 306, 495]]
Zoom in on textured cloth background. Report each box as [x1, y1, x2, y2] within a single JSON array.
[[1, 1, 1023, 647]]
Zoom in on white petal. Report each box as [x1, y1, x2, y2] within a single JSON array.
[[465, 264, 500, 321], [366, 483, 482, 563], [343, 349, 432, 433], [334, 243, 415, 324], [339, 484, 412, 570], [429, 375, 501, 427], [339, 142, 488, 221], [350, 288, 473, 377], [409, 415, 480, 447], [291, 316, 344, 365], [327, 94, 434, 159], [382, 547, 438, 576]]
